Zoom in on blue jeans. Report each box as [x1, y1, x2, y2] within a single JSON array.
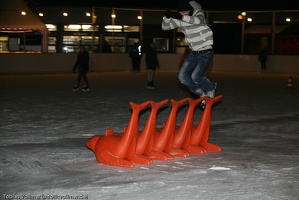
[[178, 50, 214, 97]]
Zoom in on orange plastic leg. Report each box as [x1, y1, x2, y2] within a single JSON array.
[[201, 141, 222, 152], [131, 154, 153, 165], [136, 100, 169, 160], [167, 147, 190, 157], [186, 144, 207, 154], [172, 98, 204, 155], [148, 150, 174, 160], [87, 101, 151, 168], [197, 95, 223, 152], [153, 98, 188, 157], [97, 149, 134, 168]]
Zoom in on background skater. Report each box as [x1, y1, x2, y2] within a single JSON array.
[[145, 43, 160, 89], [129, 42, 142, 72], [73, 46, 90, 91], [258, 49, 268, 72]]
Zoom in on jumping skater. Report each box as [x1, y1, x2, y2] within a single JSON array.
[[162, 0, 217, 107]]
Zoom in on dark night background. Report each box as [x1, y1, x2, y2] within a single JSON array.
[[20, 0, 299, 54], [26, 0, 299, 10]]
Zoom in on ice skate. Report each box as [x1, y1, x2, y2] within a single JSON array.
[[200, 82, 217, 109], [82, 82, 89, 91], [205, 81, 217, 98], [200, 100, 206, 109], [146, 81, 156, 89], [72, 82, 79, 91], [82, 87, 89, 92]]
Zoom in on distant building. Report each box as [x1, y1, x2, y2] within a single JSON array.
[[1, 1, 298, 55]]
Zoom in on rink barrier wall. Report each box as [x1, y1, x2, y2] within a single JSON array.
[[0, 53, 298, 74]]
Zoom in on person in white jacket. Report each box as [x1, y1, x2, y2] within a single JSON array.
[[162, 0, 216, 101]]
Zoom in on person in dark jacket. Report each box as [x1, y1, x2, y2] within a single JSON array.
[[72, 46, 90, 91], [145, 43, 160, 89], [258, 49, 268, 71], [102, 40, 112, 53], [129, 43, 142, 72]]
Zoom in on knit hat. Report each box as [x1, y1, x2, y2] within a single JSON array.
[[177, 0, 193, 11]]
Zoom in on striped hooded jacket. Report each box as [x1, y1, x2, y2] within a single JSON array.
[[162, 1, 213, 51]]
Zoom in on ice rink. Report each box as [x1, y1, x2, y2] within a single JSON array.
[[1, 71, 298, 200]]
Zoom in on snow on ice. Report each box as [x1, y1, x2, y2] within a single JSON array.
[[0, 71, 298, 200]]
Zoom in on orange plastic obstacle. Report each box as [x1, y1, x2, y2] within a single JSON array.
[[85, 101, 151, 168], [152, 98, 188, 160], [86, 95, 223, 168]]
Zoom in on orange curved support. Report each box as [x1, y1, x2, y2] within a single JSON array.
[[153, 98, 188, 160], [172, 98, 204, 156], [191, 95, 223, 152], [135, 99, 169, 160], [85, 101, 151, 168]]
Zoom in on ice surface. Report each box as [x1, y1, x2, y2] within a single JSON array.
[[0, 71, 298, 200]]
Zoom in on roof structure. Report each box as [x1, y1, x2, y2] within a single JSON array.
[[25, 0, 299, 11], [0, 0, 48, 52], [0, 0, 46, 32]]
